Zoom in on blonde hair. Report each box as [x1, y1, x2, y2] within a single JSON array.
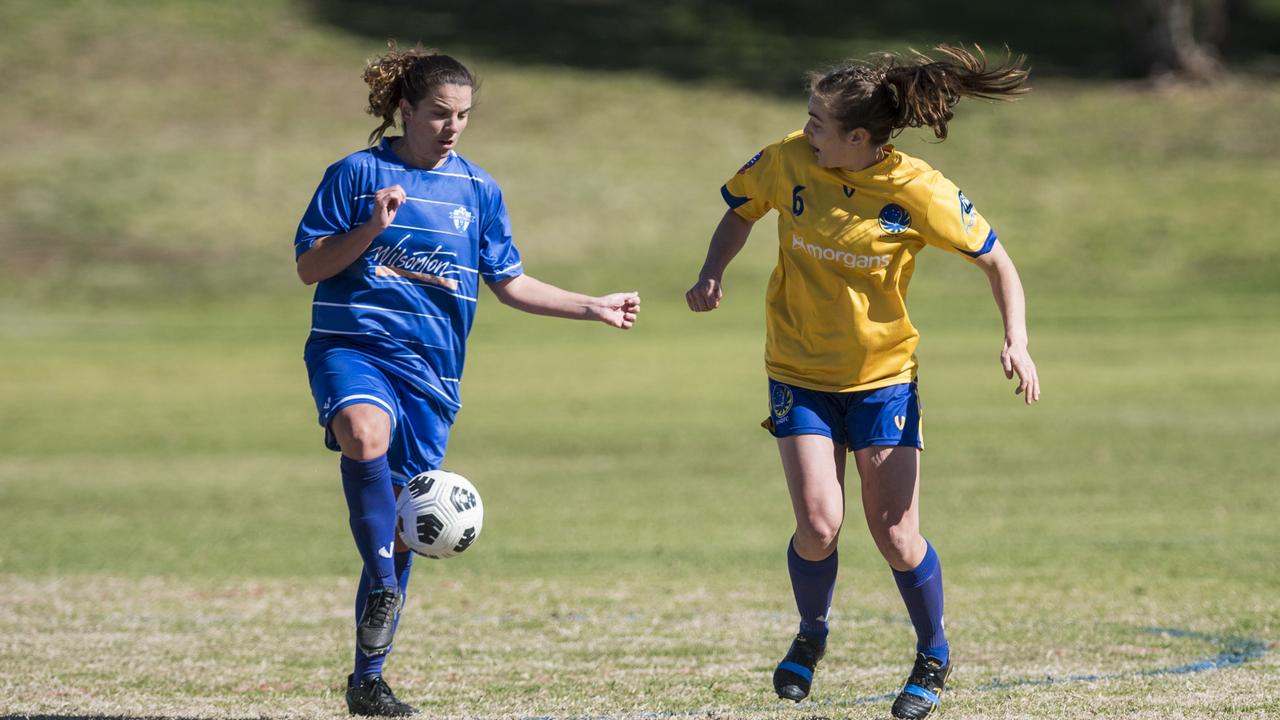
[[809, 45, 1029, 143], [362, 43, 476, 145]]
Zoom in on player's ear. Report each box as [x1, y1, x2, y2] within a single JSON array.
[[847, 127, 871, 147], [399, 97, 414, 120]]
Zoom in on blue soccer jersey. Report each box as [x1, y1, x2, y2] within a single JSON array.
[[295, 139, 524, 418]]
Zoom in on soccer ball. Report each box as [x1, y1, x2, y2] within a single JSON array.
[[395, 470, 483, 559]]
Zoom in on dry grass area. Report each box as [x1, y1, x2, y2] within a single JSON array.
[[2, 574, 1274, 719]]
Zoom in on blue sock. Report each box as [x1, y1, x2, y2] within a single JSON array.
[[892, 540, 948, 664], [787, 538, 837, 641], [340, 455, 398, 590], [355, 550, 415, 680]]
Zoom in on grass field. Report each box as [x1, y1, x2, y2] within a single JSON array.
[[1, 1, 1278, 718]]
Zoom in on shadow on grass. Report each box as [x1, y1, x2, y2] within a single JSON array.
[[306, 0, 1280, 95]]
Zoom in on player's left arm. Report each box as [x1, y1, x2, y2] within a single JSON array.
[[488, 274, 640, 329], [973, 241, 1041, 404]]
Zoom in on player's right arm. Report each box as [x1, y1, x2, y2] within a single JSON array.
[[686, 209, 754, 312], [296, 185, 406, 285], [687, 143, 780, 312]]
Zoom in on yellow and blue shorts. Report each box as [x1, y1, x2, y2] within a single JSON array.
[[764, 378, 923, 451]]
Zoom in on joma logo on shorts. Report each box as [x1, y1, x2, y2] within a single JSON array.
[[791, 235, 890, 269]]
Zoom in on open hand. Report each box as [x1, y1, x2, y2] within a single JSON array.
[[1001, 339, 1040, 404]]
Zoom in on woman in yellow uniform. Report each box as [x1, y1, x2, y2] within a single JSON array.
[[686, 46, 1040, 720]]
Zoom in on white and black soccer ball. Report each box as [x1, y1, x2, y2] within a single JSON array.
[[395, 470, 483, 559]]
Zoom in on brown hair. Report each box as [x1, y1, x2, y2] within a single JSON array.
[[809, 45, 1029, 144], [362, 43, 477, 145]]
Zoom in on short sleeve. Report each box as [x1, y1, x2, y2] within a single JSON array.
[[478, 184, 523, 283], [294, 160, 361, 259], [721, 144, 781, 222], [919, 173, 998, 261]]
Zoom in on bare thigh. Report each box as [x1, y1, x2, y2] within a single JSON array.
[[855, 445, 925, 571], [778, 434, 848, 560]]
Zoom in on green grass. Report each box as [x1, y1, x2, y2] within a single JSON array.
[[2, 292, 1277, 718], [0, 1, 1278, 718]]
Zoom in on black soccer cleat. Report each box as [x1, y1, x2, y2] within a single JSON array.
[[357, 586, 404, 657], [890, 652, 952, 719], [346, 674, 418, 716], [773, 633, 826, 701]]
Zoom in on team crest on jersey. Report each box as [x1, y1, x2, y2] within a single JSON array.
[[450, 206, 474, 232], [878, 203, 912, 234], [737, 150, 763, 174], [771, 384, 794, 420], [958, 191, 977, 233]]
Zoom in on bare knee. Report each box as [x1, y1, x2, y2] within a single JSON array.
[[331, 405, 391, 459], [794, 514, 841, 560], [872, 523, 924, 571]]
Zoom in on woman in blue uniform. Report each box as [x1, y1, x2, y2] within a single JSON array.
[[686, 46, 1039, 720], [295, 46, 640, 717]]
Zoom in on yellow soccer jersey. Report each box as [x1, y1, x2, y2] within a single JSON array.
[[722, 131, 997, 393]]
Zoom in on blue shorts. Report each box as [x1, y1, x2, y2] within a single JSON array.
[[305, 343, 451, 486], [764, 378, 923, 451]]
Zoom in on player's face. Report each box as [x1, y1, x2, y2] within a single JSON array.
[[804, 95, 861, 170], [401, 84, 473, 166]]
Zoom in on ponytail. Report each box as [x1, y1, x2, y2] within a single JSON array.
[[810, 45, 1029, 143]]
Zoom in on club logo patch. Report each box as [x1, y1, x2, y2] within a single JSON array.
[[958, 190, 977, 233], [737, 150, 763, 174], [878, 203, 911, 234], [450, 206, 473, 232], [771, 384, 794, 419]]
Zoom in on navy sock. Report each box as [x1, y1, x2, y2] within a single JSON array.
[[340, 455, 398, 590], [892, 540, 948, 664], [787, 538, 837, 641], [355, 550, 415, 679]]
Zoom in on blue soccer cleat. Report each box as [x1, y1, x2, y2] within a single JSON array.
[[773, 633, 826, 701], [891, 652, 952, 719]]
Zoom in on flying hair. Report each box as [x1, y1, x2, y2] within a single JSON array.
[[362, 42, 477, 145], [809, 45, 1029, 143]]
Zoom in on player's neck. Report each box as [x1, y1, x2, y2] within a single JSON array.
[[843, 144, 888, 173], [392, 137, 449, 170]]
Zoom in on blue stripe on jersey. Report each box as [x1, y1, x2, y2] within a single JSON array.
[[721, 184, 750, 210], [295, 139, 524, 413], [961, 228, 998, 258]]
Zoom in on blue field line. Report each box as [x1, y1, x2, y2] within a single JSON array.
[[834, 627, 1269, 708], [960, 627, 1266, 692], [826, 626, 1269, 711], [519, 626, 1268, 720]]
